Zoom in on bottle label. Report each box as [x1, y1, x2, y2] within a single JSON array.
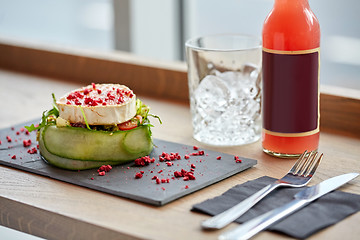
[[262, 48, 320, 137]]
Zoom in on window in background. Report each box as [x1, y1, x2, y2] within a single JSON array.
[[0, 0, 359, 90], [0, 0, 114, 50]]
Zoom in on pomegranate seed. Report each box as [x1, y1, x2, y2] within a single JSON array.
[[184, 155, 190, 159], [166, 162, 173, 166], [98, 171, 106, 176], [185, 185, 189, 189], [216, 156, 222, 160], [161, 187, 166, 191], [11, 155, 16, 159], [152, 175, 158, 180], [193, 146, 199, 150], [191, 164, 196, 168], [6, 136, 12, 142], [140, 170, 145, 174], [156, 178, 161, 184], [91, 177, 94, 180]]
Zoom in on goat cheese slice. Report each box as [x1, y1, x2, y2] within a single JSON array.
[[57, 83, 136, 125]]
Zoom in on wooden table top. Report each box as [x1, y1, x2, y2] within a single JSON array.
[[1, 69, 359, 240]]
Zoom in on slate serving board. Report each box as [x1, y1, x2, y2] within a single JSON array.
[[0, 121, 257, 206]]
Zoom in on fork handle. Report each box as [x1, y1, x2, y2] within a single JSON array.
[[201, 183, 279, 230], [218, 199, 307, 240]]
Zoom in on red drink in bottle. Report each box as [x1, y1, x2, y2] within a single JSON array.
[[262, 0, 320, 157]]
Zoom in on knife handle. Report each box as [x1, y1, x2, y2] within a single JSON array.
[[202, 183, 279, 230], [218, 199, 307, 240]]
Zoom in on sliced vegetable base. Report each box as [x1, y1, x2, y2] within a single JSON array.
[[39, 125, 153, 170]]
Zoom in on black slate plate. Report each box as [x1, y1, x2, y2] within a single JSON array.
[[0, 120, 257, 206]]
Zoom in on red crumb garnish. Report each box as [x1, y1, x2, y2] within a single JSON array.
[[11, 155, 16, 159], [98, 165, 112, 173], [159, 152, 181, 161], [216, 156, 222, 160], [234, 156, 242, 163], [174, 169, 196, 181], [65, 84, 134, 107], [190, 150, 204, 156], [193, 146, 199, 150], [135, 172, 143, 179], [23, 139, 32, 147], [134, 156, 155, 166], [184, 154, 190, 159], [185, 185, 189, 189], [161, 187, 166, 191], [27, 147, 37, 154]]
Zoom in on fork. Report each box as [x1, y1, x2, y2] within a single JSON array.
[[201, 150, 322, 230]]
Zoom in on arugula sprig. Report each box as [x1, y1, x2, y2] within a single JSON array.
[[136, 99, 162, 126], [25, 93, 59, 132]]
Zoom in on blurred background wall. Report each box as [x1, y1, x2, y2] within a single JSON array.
[[0, 0, 359, 89]]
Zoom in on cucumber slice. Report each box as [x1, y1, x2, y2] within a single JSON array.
[[123, 126, 152, 153], [40, 125, 153, 170], [39, 138, 123, 170]]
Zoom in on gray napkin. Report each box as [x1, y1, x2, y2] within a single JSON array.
[[192, 176, 360, 239]]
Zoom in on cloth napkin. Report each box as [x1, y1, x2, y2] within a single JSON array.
[[192, 176, 360, 239]]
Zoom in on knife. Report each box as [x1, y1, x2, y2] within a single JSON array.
[[218, 172, 359, 240]]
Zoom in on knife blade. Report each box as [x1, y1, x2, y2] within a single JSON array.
[[218, 172, 359, 240]]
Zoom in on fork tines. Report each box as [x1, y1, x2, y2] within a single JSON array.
[[290, 151, 323, 177]]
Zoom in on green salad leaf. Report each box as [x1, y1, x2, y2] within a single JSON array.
[[136, 99, 162, 126], [25, 93, 59, 132]]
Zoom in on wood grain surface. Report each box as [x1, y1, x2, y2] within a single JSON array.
[[0, 70, 359, 240]]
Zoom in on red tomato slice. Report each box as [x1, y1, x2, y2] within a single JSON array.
[[118, 115, 142, 131]]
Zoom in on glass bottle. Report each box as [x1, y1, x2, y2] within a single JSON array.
[[262, 0, 320, 158]]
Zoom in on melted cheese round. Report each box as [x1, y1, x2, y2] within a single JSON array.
[[57, 84, 136, 125]]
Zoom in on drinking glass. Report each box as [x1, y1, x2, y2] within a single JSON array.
[[185, 34, 262, 146]]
